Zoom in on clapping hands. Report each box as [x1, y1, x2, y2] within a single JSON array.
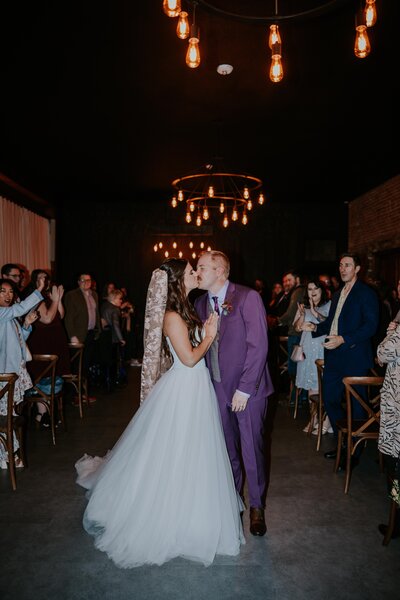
[[23, 308, 39, 328], [297, 302, 306, 317], [49, 284, 64, 302]]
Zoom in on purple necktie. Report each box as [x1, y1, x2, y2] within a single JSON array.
[[212, 296, 220, 315]]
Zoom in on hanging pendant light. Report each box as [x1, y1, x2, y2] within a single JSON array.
[[176, 11, 190, 39], [162, 0, 181, 18]]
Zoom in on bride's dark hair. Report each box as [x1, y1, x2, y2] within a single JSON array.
[[159, 258, 202, 346]]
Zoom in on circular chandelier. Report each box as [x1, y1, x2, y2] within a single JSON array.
[[170, 160, 265, 228]]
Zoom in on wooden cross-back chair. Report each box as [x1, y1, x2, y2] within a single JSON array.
[[0, 373, 25, 491], [24, 354, 64, 445], [334, 376, 384, 494], [62, 343, 87, 418]]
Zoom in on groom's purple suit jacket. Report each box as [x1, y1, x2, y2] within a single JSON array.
[[195, 282, 274, 404]]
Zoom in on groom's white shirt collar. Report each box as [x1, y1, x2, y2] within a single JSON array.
[[208, 280, 229, 310]]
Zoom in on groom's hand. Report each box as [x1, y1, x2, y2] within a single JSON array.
[[231, 391, 248, 412]]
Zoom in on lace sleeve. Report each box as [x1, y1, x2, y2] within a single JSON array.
[[140, 268, 173, 404]]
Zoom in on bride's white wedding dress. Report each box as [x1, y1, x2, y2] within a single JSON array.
[[75, 336, 245, 568]]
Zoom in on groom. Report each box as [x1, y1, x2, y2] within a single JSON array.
[[195, 251, 274, 536]]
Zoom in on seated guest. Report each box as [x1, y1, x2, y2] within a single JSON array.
[[377, 320, 400, 540], [24, 270, 70, 427], [0, 277, 44, 468]]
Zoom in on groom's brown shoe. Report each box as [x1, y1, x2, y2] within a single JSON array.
[[250, 507, 267, 536]]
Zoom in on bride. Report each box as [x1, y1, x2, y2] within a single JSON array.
[[75, 258, 245, 568]]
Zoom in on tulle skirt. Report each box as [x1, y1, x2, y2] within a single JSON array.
[[75, 362, 245, 568]]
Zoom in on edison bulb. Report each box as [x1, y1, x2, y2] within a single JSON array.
[[176, 11, 189, 39], [270, 54, 283, 82], [163, 0, 181, 18], [268, 24, 281, 49], [186, 37, 201, 68], [354, 25, 371, 58], [365, 0, 377, 27]]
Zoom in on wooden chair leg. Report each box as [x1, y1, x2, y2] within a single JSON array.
[[57, 395, 66, 430], [383, 499, 398, 546], [49, 399, 56, 446], [17, 426, 26, 468], [293, 386, 300, 419], [334, 431, 343, 473], [7, 439, 17, 491], [287, 379, 294, 416], [316, 408, 324, 452], [344, 448, 352, 494], [307, 401, 317, 437]]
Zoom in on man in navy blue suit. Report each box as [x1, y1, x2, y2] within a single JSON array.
[[302, 252, 379, 463]]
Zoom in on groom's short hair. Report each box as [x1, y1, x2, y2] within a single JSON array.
[[208, 251, 230, 277]]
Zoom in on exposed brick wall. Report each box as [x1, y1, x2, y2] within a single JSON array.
[[349, 175, 400, 278]]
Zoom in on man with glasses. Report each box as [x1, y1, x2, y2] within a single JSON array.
[[64, 273, 101, 404], [1, 263, 23, 299]]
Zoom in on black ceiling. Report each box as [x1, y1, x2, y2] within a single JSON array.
[[1, 1, 399, 210]]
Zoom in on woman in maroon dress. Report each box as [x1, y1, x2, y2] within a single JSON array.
[[23, 270, 71, 427]]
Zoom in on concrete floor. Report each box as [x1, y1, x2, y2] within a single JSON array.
[[1, 367, 399, 600]]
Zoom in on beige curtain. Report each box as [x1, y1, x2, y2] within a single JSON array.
[[0, 196, 50, 274]]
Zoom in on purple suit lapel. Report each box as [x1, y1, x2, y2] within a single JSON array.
[[219, 282, 236, 344]]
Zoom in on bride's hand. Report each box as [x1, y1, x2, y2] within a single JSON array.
[[204, 312, 218, 341]]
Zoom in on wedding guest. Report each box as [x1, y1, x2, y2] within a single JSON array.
[[101, 282, 115, 302], [273, 271, 307, 405], [64, 272, 101, 404], [294, 279, 332, 434], [99, 288, 126, 390], [0, 278, 44, 468], [391, 278, 400, 322], [195, 250, 274, 537], [254, 278, 269, 309], [303, 253, 379, 468], [75, 258, 244, 568], [23, 270, 70, 427], [376, 321, 400, 540], [1, 263, 23, 300], [268, 282, 283, 309]]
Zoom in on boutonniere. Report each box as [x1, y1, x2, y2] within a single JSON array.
[[221, 300, 233, 316]]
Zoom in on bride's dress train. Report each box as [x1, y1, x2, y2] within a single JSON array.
[[75, 338, 245, 568]]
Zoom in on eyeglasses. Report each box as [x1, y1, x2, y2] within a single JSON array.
[[79, 278, 92, 283]]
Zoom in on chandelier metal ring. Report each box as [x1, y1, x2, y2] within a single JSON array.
[[197, 0, 352, 23], [170, 164, 265, 228]]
